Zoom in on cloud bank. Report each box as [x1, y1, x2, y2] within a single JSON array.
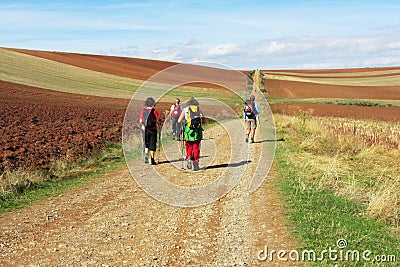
[[106, 34, 400, 70]]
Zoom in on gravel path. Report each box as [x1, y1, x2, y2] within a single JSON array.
[[0, 121, 300, 266]]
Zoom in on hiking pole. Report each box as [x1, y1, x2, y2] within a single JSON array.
[[180, 125, 186, 169], [157, 122, 161, 164], [141, 129, 145, 159], [180, 139, 184, 169]]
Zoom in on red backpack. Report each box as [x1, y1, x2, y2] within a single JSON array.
[[171, 104, 181, 118]]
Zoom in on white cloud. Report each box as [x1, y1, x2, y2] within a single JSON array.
[[178, 38, 201, 47], [28, 34, 399, 70], [207, 44, 240, 57], [387, 41, 400, 50], [263, 41, 287, 53], [6, 32, 398, 70], [363, 56, 400, 66]]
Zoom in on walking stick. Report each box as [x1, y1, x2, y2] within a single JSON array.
[[157, 122, 161, 164], [180, 124, 186, 169], [141, 129, 145, 159]]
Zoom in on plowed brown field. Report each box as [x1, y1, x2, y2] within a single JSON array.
[[266, 79, 400, 100], [0, 80, 175, 173], [0, 80, 129, 172], [271, 103, 400, 121]]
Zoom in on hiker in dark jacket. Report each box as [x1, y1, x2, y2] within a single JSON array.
[[139, 97, 160, 165]]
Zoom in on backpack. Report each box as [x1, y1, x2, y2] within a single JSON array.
[[171, 104, 181, 118], [143, 108, 156, 128], [244, 100, 255, 118], [184, 125, 203, 141], [187, 106, 201, 129]]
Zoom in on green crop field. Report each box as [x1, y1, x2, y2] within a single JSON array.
[[0, 48, 146, 98]]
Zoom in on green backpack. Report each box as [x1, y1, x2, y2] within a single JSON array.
[[184, 125, 203, 142], [184, 106, 203, 141]]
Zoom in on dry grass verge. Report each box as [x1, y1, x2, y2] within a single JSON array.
[[275, 114, 400, 226]]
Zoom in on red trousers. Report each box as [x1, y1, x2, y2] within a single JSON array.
[[186, 140, 201, 160]]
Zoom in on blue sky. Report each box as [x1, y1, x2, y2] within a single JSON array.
[[1, 0, 400, 69]]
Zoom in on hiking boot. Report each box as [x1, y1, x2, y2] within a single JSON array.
[[187, 159, 192, 170], [144, 153, 149, 163], [193, 160, 200, 171], [151, 158, 157, 165], [245, 134, 249, 143], [251, 138, 255, 143]]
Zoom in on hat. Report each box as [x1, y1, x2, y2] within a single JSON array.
[[250, 95, 255, 101]]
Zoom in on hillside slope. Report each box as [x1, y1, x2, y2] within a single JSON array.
[[7, 47, 177, 81], [0, 48, 143, 98], [3, 47, 400, 121]]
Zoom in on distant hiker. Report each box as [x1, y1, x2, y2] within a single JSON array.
[[169, 98, 183, 140], [140, 97, 160, 165], [178, 98, 203, 171], [243, 95, 260, 143]]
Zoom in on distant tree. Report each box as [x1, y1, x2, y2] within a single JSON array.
[[259, 70, 266, 93], [247, 70, 266, 93]]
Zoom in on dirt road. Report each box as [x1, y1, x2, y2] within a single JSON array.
[[0, 121, 299, 266]]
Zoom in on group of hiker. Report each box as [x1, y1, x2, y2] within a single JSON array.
[[139, 95, 260, 171]]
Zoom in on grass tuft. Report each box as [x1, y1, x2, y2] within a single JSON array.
[[0, 142, 125, 213]]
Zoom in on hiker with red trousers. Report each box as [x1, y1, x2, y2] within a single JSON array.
[[139, 97, 160, 165], [178, 98, 203, 171]]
